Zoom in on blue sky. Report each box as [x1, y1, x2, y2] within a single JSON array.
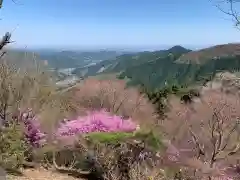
[[0, 0, 240, 50]]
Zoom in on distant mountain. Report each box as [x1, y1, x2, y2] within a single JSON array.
[[177, 43, 240, 64], [105, 45, 191, 73], [119, 44, 240, 89], [36, 50, 126, 69], [5, 44, 240, 91], [72, 59, 114, 77], [72, 44, 240, 90], [72, 46, 191, 77]]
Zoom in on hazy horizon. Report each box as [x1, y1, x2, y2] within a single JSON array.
[[9, 44, 233, 52], [1, 0, 240, 49]]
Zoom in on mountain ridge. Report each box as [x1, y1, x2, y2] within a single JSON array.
[[177, 43, 240, 64], [4, 43, 240, 91], [118, 43, 240, 90], [72, 45, 191, 78]]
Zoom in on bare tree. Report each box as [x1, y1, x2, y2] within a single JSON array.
[[68, 78, 158, 129], [213, 0, 240, 27], [0, 0, 3, 8], [161, 89, 240, 179], [0, 0, 21, 8]]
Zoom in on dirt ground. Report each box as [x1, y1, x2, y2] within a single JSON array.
[[6, 168, 82, 180]]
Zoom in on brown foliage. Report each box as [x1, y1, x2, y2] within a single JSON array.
[[161, 89, 240, 179], [177, 43, 240, 64], [68, 78, 158, 130], [0, 54, 83, 148]]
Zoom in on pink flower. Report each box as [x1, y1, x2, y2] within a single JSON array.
[[19, 109, 137, 146], [56, 110, 137, 137]]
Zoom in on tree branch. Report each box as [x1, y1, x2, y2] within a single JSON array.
[[215, 0, 240, 27]]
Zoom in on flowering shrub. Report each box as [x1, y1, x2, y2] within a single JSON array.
[[57, 110, 137, 137], [18, 105, 240, 180], [69, 79, 157, 128], [19, 109, 137, 147], [19, 109, 46, 148]]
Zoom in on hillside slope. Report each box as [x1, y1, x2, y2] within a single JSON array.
[[177, 43, 240, 64], [72, 45, 191, 78], [120, 56, 240, 89], [118, 44, 240, 90], [6, 44, 240, 91]]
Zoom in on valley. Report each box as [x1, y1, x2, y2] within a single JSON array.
[[14, 43, 240, 90]]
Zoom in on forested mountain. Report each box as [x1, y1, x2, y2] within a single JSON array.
[[71, 44, 240, 90], [5, 44, 240, 91], [177, 43, 240, 64], [72, 45, 191, 77], [119, 55, 240, 90], [118, 44, 240, 90]]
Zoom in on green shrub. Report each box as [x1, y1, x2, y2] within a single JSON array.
[[0, 122, 28, 170], [86, 132, 134, 144], [85, 131, 164, 152]]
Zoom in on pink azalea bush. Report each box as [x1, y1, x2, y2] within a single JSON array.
[[18, 108, 46, 147], [19, 108, 137, 147], [16, 107, 238, 179], [57, 110, 137, 137]]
